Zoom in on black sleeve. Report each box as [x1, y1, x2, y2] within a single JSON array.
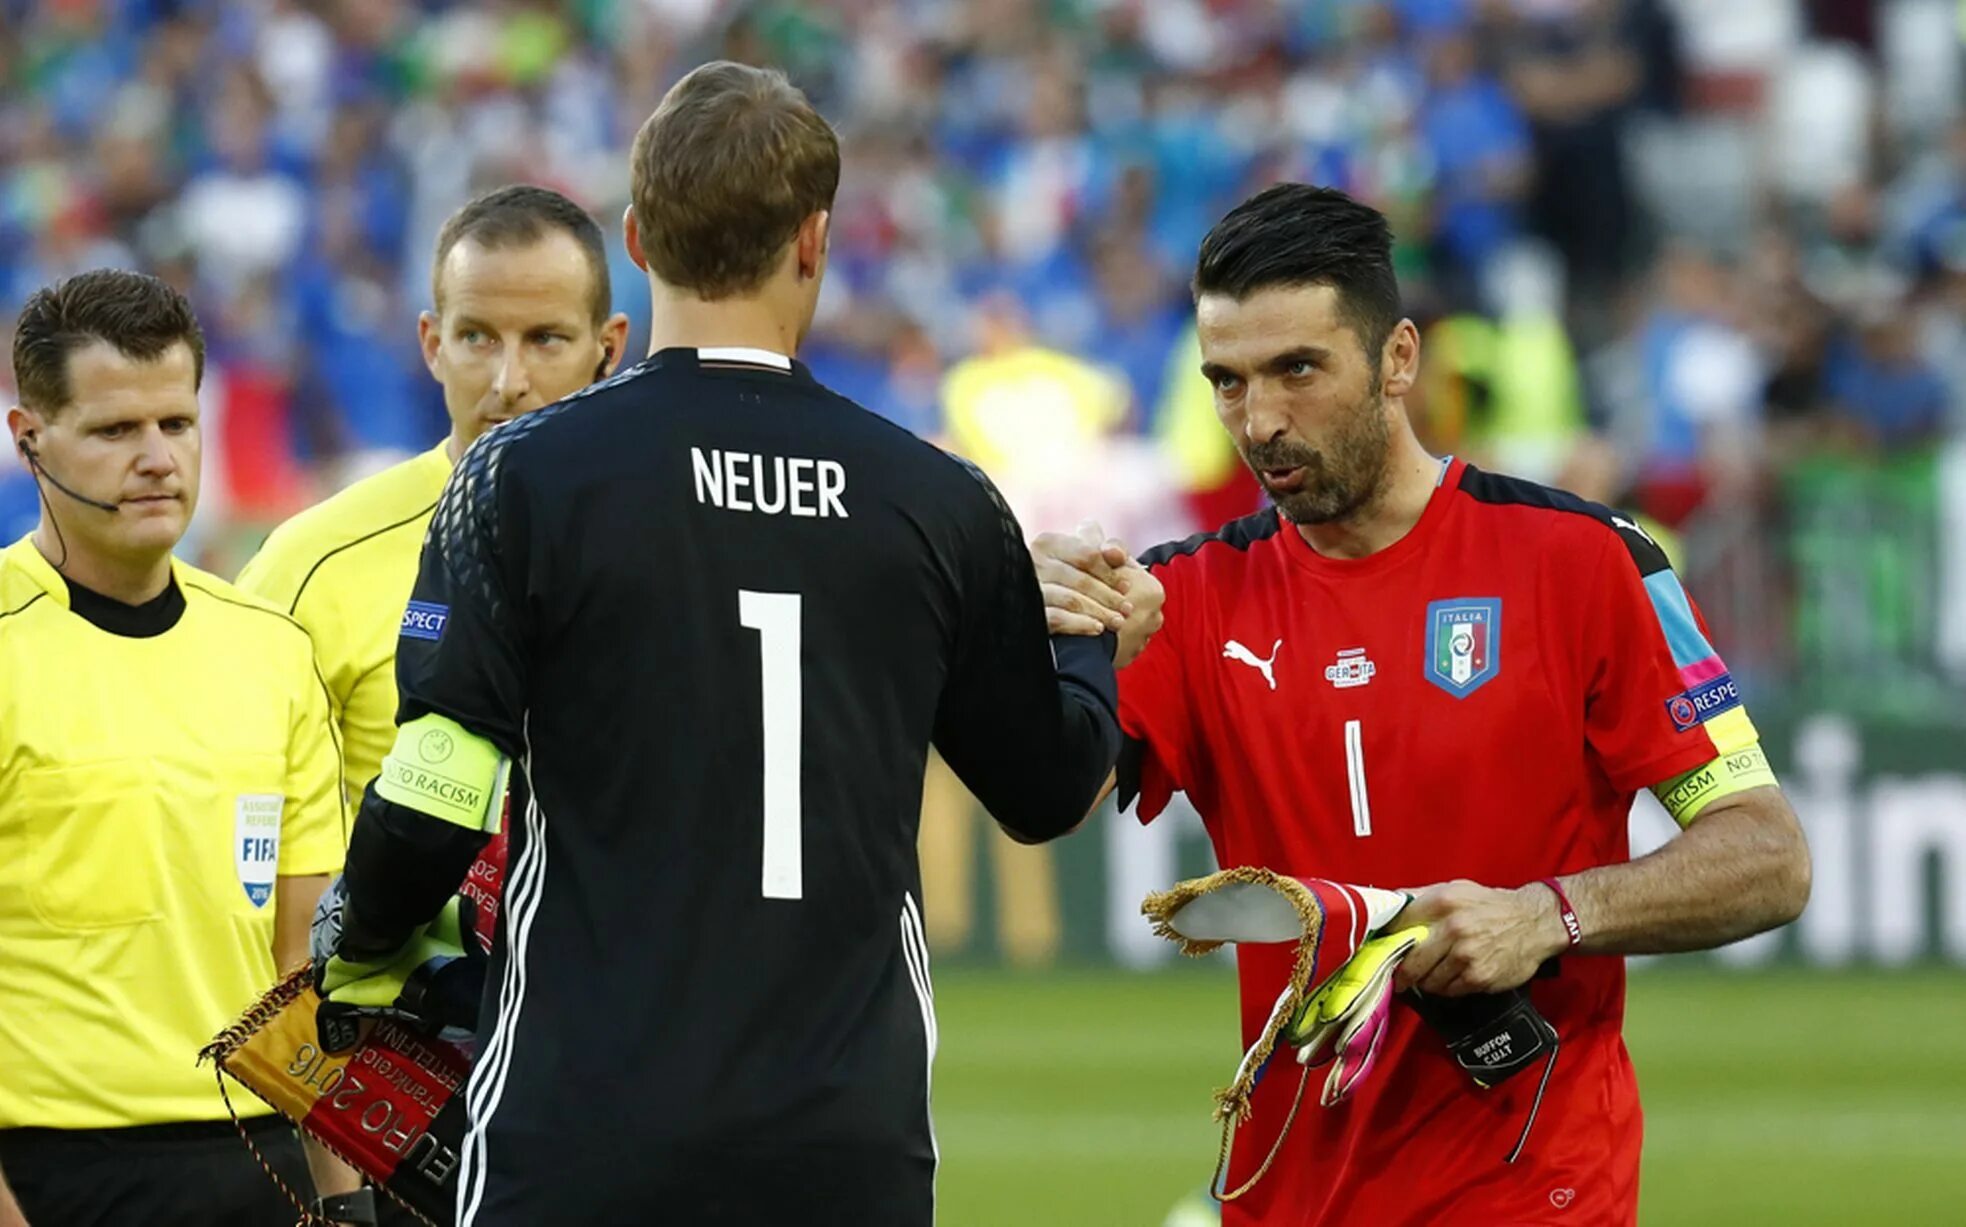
[[394, 430, 534, 755], [931, 459, 1121, 841], [338, 430, 533, 957], [338, 786, 494, 959]]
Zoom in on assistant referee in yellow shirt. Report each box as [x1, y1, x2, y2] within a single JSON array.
[[238, 185, 629, 797], [0, 271, 346, 1225]]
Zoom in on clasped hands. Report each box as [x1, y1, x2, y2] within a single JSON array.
[[1028, 520, 1165, 668]]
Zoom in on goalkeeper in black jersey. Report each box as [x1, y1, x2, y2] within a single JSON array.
[[314, 62, 1125, 1226]]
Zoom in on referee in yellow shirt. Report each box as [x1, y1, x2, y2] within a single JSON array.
[[238, 185, 629, 798], [0, 271, 345, 1225]]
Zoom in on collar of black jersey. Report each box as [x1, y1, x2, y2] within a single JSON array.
[[648, 346, 816, 382], [63, 572, 185, 638]]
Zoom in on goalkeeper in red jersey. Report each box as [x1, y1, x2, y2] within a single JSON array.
[[1034, 185, 1811, 1226]]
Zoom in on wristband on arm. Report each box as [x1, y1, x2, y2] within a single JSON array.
[[312, 1187, 377, 1226], [1539, 877, 1583, 948]]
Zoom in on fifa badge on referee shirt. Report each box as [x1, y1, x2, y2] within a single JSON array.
[[1423, 598, 1501, 698], [235, 794, 285, 907]]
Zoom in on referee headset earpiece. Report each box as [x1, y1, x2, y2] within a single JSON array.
[[16, 429, 122, 572], [18, 432, 72, 571], [18, 433, 120, 514], [594, 344, 615, 383]]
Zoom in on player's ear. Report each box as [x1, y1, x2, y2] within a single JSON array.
[[1380, 318, 1421, 400], [797, 210, 829, 282], [417, 311, 444, 379], [6, 405, 37, 473], [622, 206, 649, 274], [600, 313, 631, 376]]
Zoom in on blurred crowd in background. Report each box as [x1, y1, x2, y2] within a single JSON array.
[[4, 0, 1966, 718]]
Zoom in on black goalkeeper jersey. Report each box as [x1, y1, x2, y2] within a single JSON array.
[[377, 346, 1119, 1225]]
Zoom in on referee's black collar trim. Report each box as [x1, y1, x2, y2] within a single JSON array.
[[63, 573, 185, 638]]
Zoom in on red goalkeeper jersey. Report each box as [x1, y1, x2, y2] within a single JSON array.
[[1119, 459, 1761, 1226]]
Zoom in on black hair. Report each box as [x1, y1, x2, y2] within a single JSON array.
[[1193, 183, 1402, 357]]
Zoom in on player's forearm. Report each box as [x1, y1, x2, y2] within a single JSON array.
[[960, 634, 1121, 843], [1010, 634, 1122, 837], [301, 1136, 363, 1201], [275, 873, 332, 972], [1561, 787, 1811, 956], [337, 713, 505, 958], [339, 787, 488, 959]]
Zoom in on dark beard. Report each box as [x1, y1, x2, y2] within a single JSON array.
[[1242, 390, 1393, 525]]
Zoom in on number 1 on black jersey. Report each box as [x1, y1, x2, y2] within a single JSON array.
[[740, 589, 803, 899]]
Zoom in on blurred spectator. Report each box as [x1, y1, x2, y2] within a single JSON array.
[[1083, 226, 1186, 424], [1502, 0, 1662, 332], [1414, 27, 1531, 298], [1622, 244, 1763, 525], [1823, 295, 1951, 451], [177, 67, 307, 296], [941, 293, 1126, 519], [1752, 232, 1840, 447], [1421, 243, 1587, 484], [0, 0, 1961, 715]]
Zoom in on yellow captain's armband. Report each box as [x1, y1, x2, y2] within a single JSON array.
[[375, 713, 508, 831], [1652, 742, 1779, 827]]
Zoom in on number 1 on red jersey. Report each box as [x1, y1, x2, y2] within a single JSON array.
[[1345, 718, 1372, 837]]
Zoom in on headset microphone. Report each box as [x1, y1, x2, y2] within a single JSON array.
[[18, 439, 122, 513]]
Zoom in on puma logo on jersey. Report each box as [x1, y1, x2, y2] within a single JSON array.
[[1612, 516, 1656, 548], [1223, 639, 1282, 690]]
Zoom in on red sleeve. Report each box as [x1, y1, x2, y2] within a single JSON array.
[[1117, 557, 1196, 823], [1582, 523, 1742, 794]]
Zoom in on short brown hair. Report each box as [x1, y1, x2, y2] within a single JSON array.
[[12, 269, 205, 416], [630, 62, 841, 300], [431, 184, 613, 324]]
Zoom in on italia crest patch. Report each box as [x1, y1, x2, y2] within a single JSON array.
[[1424, 598, 1501, 697]]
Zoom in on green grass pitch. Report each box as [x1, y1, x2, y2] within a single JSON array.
[[929, 966, 1966, 1225]]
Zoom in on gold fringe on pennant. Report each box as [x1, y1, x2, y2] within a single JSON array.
[[1141, 867, 1331, 1199], [199, 965, 313, 1069], [199, 967, 336, 1227], [199, 967, 443, 1227]]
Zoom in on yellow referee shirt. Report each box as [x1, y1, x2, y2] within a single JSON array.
[[237, 444, 452, 798], [0, 538, 345, 1129]]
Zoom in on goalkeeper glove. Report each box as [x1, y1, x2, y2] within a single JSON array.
[[1405, 981, 1562, 1163], [311, 878, 484, 1052], [1281, 925, 1427, 1105]]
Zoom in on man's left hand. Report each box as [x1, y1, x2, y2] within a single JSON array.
[[1392, 880, 1569, 996]]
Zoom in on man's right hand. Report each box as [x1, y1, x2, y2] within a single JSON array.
[[1030, 520, 1165, 668]]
